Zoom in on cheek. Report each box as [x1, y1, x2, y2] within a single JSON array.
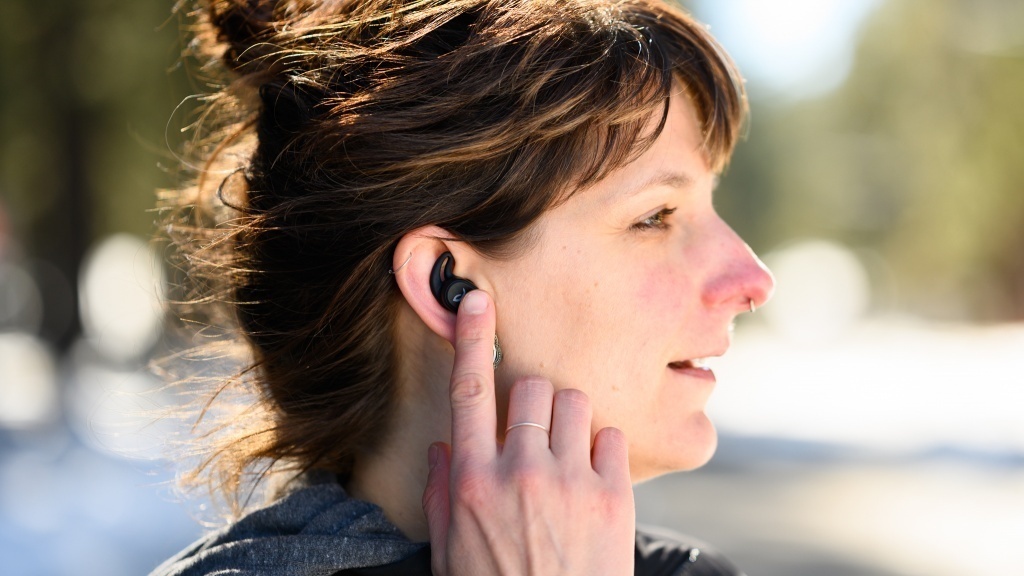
[[497, 248, 689, 390], [564, 262, 678, 384], [499, 256, 624, 379], [494, 261, 582, 372], [632, 260, 690, 330], [585, 262, 691, 403]]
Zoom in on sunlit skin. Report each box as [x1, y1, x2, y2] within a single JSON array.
[[480, 87, 775, 480], [349, 87, 774, 540]]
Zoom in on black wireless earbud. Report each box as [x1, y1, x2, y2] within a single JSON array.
[[430, 251, 503, 367], [430, 252, 478, 313]]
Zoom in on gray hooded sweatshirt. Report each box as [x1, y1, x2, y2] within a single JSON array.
[[149, 473, 423, 576], [149, 473, 743, 576]]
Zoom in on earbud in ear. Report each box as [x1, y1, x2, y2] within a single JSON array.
[[430, 252, 478, 313]]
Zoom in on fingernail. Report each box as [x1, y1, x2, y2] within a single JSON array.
[[428, 444, 439, 470], [460, 290, 486, 315]]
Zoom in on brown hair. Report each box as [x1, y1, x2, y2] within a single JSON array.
[[163, 0, 746, 514]]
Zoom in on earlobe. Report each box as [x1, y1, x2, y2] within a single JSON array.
[[391, 227, 489, 345]]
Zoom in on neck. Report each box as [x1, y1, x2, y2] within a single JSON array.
[[345, 305, 454, 542]]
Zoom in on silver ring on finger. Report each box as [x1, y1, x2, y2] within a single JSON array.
[[505, 422, 549, 435]]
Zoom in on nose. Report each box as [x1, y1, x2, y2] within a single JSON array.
[[700, 221, 775, 314]]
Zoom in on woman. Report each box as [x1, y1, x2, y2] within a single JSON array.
[[153, 0, 773, 574]]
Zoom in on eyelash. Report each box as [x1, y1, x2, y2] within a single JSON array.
[[631, 207, 676, 232]]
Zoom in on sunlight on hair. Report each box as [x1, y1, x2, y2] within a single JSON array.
[[65, 345, 176, 461]]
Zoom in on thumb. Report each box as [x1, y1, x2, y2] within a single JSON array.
[[422, 442, 452, 575]]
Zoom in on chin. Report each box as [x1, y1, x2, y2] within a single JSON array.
[[629, 414, 718, 484]]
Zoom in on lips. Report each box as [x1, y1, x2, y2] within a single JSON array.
[[668, 357, 718, 381], [669, 358, 708, 370]]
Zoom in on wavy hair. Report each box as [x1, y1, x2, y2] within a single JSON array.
[[161, 0, 747, 515]]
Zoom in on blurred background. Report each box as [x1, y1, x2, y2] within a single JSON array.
[[0, 0, 1021, 575]]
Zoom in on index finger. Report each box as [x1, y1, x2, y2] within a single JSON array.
[[448, 289, 499, 464]]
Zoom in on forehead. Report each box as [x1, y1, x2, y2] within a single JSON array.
[[587, 89, 712, 209]]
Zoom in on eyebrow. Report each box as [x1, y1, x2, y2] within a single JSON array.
[[606, 170, 697, 206]]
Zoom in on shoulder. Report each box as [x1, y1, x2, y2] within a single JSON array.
[[329, 525, 746, 576], [635, 524, 746, 576], [148, 476, 422, 576]]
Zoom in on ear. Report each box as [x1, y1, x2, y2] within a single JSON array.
[[392, 226, 492, 345]]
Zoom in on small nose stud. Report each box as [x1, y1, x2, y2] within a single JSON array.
[[748, 298, 756, 313]]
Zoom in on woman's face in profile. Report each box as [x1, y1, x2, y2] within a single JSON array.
[[486, 89, 774, 481]]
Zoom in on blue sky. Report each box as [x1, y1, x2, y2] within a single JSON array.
[[694, 0, 884, 99]]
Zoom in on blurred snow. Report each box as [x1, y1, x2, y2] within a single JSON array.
[[637, 453, 1024, 576], [0, 434, 200, 576], [712, 239, 1024, 457], [714, 318, 1024, 456], [0, 333, 59, 429], [79, 234, 165, 365]]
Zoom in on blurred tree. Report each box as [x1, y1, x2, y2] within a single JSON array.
[[716, 0, 1024, 322], [0, 0, 187, 349], [2, 0, 1022, 341]]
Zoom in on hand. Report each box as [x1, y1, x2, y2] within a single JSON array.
[[422, 290, 635, 576]]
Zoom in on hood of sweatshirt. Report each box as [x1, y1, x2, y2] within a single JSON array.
[[149, 473, 424, 576]]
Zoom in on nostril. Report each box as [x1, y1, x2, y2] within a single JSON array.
[[701, 253, 775, 312], [700, 219, 776, 311]]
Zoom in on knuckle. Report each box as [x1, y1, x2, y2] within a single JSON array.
[[511, 377, 554, 402], [452, 471, 491, 508], [457, 331, 487, 347], [555, 388, 591, 413], [590, 470, 633, 507], [597, 426, 626, 447], [595, 485, 633, 519], [449, 372, 491, 406], [507, 465, 546, 496], [595, 427, 630, 465], [421, 484, 441, 514], [456, 317, 489, 342]]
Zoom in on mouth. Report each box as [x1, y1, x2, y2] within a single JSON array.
[[668, 358, 709, 370], [668, 355, 720, 382]]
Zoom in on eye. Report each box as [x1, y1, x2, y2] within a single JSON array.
[[630, 207, 676, 232]]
